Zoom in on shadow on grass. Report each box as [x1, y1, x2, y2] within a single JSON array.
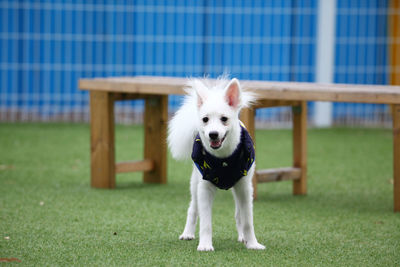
[[113, 177, 393, 216], [255, 189, 393, 215], [115, 181, 161, 190]]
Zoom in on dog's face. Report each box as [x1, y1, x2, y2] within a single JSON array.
[[195, 79, 241, 150]]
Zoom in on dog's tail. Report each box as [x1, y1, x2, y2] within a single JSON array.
[[167, 86, 199, 161]]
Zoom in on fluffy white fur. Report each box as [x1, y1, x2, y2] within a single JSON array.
[[168, 77, 265, 251]]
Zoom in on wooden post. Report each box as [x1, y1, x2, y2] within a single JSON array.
[[389, 0, 400, 212], [240, 107, 257, 198], [90, 91, 116, 188], [389, 0, 400, 85], [292, 101, 307, 195], [393, 104, 400, 212], [143, 95, 168, 184]]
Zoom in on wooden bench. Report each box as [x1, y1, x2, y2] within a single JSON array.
[[79, 76, 400, 212]]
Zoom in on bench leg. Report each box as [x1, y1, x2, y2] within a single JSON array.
[[292, 101, 307, 195], [240, 108, 257, 199], [90, 91, 116, 188], [143, 95, 168, 184], [393, 104, 400, 212]]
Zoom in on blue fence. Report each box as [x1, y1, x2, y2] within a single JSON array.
[[334, 0, 391, 126], [0, 0, 394, 126]]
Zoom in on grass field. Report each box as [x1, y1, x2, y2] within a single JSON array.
[[1, 123, 399, 266]]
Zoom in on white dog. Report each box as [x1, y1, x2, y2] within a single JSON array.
[[168, 77, 265, 251]]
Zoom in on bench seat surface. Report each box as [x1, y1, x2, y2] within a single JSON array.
[[79, 76, 400, 104]]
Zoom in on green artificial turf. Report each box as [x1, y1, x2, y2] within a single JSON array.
[[0, 123, 399, 266]]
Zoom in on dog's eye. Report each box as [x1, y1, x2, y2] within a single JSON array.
[[202, 117, 209, 123], [221, 116, 228, 123]]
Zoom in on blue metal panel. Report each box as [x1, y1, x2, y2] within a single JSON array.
[[0, 0, 391, 125], [333, 0, 390, 124]]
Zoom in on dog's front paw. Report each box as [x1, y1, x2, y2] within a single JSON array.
[[238, 235, 245, 243], [197, 244, 214, 251], [179, 233, 195, 240], [246, 242, 266, 250]]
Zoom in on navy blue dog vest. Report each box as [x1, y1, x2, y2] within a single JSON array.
[[191, 124, 255, 190]]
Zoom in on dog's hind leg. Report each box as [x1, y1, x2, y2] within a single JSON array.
[[232, 168, 265, 250], [179, 167, 200, 240], [197, 179, 217, 251]]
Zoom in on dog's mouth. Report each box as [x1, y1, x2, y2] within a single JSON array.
[[210, 136, 226, 150]]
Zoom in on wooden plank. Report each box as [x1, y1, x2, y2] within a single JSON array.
[[79, 76, 187, 96], [393, 104, 400, 212], [255, 99, 301, 108], [113, 93, 149, 101], [115, 159, 155, 174], [240, 108, 255, 140], [239, 108, 257, 198], [256, 167, 301, 183], [245, 81, 400, 104], [79, 76, 400, 104], [143, 95, 168, 184], [390, 0, 400, 212], [389, 0, 400, 85], [292, 101, 307, 195], [90, 91, 115, 188]]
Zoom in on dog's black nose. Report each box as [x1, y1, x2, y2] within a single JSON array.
[[209, 132, 219, 140]]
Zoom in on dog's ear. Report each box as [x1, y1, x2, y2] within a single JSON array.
[[193, 80, 208, 108], [186, 79, 209, 108], [224, 78, 241, 109]]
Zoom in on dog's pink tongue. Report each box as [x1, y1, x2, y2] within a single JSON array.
[[211, 140, 221, 148]]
